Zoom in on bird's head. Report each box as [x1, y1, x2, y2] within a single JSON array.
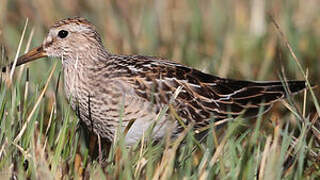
[[10, 17, 105, 68]]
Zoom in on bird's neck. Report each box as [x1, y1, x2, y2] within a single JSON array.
[[62, 45, 110, 68], [62, 47, 110, 107]]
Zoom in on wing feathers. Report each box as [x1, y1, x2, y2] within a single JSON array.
[[122, 56, 307, 124]]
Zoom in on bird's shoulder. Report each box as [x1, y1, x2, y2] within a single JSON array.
[[104, 54, 225, 84]]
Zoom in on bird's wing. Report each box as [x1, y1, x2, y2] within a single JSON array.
[[110, 55, 306, 126]]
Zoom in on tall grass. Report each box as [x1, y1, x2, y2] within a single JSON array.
[[0, 0, 320, 179]]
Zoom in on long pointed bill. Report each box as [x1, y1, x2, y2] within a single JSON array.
[[2, 46, 47, 72]]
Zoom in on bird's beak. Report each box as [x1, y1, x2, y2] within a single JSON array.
[[2, 46, 47, 72], [15, 46, 47, 66]]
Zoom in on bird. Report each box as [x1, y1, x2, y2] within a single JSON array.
[[3, 17, 308, 145]]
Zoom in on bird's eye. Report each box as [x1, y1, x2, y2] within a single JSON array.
[[58, 30, 68, 38]]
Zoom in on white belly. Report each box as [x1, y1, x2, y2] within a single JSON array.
[[123, 114, 177, 146]]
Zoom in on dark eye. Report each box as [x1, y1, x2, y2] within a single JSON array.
[[58, 30, 68, 38]]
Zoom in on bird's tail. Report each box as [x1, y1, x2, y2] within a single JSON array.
[[253, 80, 307, 98]]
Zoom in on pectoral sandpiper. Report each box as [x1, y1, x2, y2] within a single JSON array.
[[3, 17, 308, 145]]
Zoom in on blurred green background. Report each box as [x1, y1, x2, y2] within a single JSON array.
[[1, 0, 319, 82]]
